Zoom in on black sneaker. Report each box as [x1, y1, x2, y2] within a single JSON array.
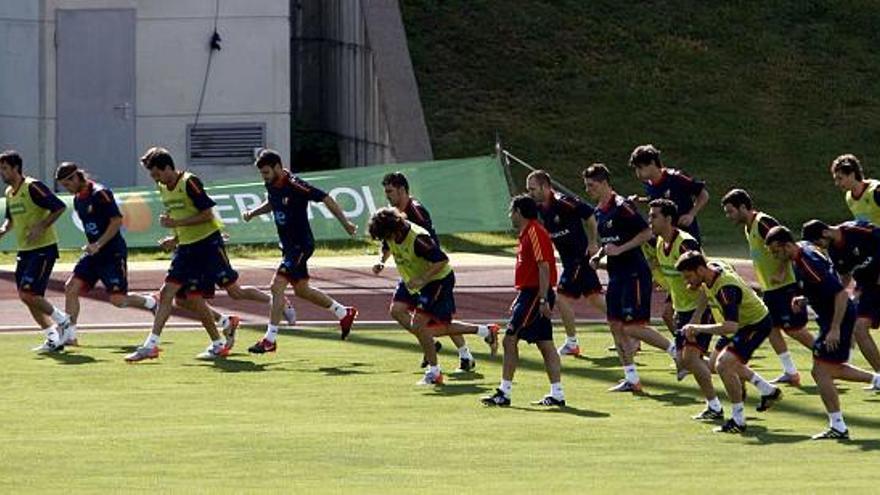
[[455, 357, 476, 373], [530, 395, 566, 407], [420, 341, 443, 368], [811, 427, 850, 440], [714, 419, 746, 433], [481, 388, 511, 407], [756, 387, 782, 412], [692, 407, 724, 421]]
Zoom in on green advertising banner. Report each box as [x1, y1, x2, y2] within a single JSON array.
[[0, 155, 513, 251]]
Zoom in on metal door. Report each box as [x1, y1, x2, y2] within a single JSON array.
[[56, 8, 136, 186]]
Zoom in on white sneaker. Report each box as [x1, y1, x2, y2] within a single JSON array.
[[283, 305, 297, 325], [196, 345, 229, 360], [32, 340, 64, 353], [557, 342, 581, 356], [416, 369, 444, 385]]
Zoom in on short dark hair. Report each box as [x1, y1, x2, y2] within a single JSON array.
[[381, 172, 409, 191], [140, 146, 175, 170], [526, 170, 552, 187], [648, 198, 678, 222], [830, 154, 863, 181], [721, 188, 753, 210], [510, 193, 538, 220], [675, 250, 707, 272], [765, 225, 795, 245], [800, 219, 830, 243], [582, 163, 611, 183], [255, 149, 283, 169], [368, 207, 406, 240], [54, 161, 84, 181], [0, 150, 23, 173], [629, 144, 662, 168]]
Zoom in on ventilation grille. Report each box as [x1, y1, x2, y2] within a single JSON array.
[[187, 122, 266, 166]]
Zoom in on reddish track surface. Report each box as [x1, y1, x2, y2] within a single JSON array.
[[0, 260, 758, 332]]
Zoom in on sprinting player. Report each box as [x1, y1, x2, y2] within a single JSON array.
[[525, 169, 605, 357], [243, 149, 358, 353], [374, 171, 474, 371], [368, 207, 499, 385], [583, 164, 678, 393], [677, 251, 782, 434], [830, 153, 880, 225], [0, 150, 72, 352], [801, 220, 880, 372], [55, 162, 158, 344], [648, 199, 722, 419], [482, 195, 565, 407], [720, 189, 813, 385], [125, 147, 281, 361], [766, 226, 880, 439]]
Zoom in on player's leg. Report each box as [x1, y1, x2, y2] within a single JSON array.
[[811, 360, 849, 439], [531, 295, 565, 406], [124, 278, 182, 362], [714, 349, 748, 432], [555, 294, 581, 356], [683, 344, 723, 419], [187, 292, 228, 360], [483, 291, 529, 406], [287, 249, 356, 339], [853, 317, 880, 371], [248, 273, 289, 354], [411, 311, 443, 385]]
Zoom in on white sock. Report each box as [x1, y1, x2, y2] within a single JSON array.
[[829, 411, 847, 432], [872, 374, 880, 388], [211, 338, 223, 349], [329, 301, 348, 319], [778, 351, 797, 375], [476, 325, 490, 338], [143, 333, 160, 349], [566, 336, 578, 345], [264, 324, 279, 343], [50, 307, 69, 325], [624, 364, 640, 384], [500, 379, 513, 397], [732, 402, 745, 426], [666, 342, 677, 359], [458, 346, 473, 360], [428, 365, 441, 375], [550, 382, 564, 399], [43, 326, 61, 343], [750, 373, 777, 395], [217, 315, 230, 330], [142, 294, 157, 310], [707, 397, 722, 411], [67, 324, 77, 340]]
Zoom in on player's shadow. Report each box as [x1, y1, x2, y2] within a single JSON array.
[[92, 344, 166, 355], [845, 438, 880, 451], [38, 352, 101, 365], [798, 384, 850, 396], [446, 371, 485, 381], [742, 425, 812, 444], [192, 357, 285, 373], [313, 362, 374, 376], [509, 405, 610, 419], [640, 391, 702, 408], [424, 383, 492, 396], [575, 355, 624, 368]]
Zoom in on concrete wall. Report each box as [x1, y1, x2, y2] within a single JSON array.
[[0, 0, 290, 185]]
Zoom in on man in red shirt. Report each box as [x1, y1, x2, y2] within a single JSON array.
[[482, 195, 565, 407]]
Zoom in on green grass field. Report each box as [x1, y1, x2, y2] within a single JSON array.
[[2, 325, 879, 493]]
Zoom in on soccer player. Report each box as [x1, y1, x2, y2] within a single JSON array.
[[830, 154, 880, 225], [374, 171, 475, 371], [525, 170, 605, 357], [800, 219, 880, 372], [125, 147, 282, 361], [243, 149, 358, 353], [720, 189, 814, 385], [583, 164, 678, 393], [481, 195, 565, 407], [677, 251, 782, 433], [55, 162, 158, 344], [648, 199, 722, 419], [0, 150, 72, 352], [368, 207, 499, 385], [766, 226, 880, 439]]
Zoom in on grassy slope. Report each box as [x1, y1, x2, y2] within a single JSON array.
[[402, 0, 880, 255], [1, 326, 879, 493]]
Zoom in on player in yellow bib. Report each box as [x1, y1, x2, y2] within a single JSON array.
[[721, 189, 814, 386], [677, 252, 782, 434], [0, 150, 73, 352], [368, 207, 499, 385], [648, 199, 722, 420], [830, 153, 880, 225]]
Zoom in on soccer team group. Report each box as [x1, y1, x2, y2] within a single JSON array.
[[2, 144, 880, 440]]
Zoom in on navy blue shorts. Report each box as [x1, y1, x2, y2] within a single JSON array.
[[507, 288, 555, 344], [718, 315, 773, 363], [166, 232, 239, 298], [813, 304, 856, 363], [606, 267, 652, 324], [674, 308, 714, 354], [15, 244, 59, 296], [414, 272, 457, 325], [855, 284, 880, 329], [763, 283, 808, 331], [277, 244, 314, 283], [73, 250, 128, 294], [557, 256, 603, 299]]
